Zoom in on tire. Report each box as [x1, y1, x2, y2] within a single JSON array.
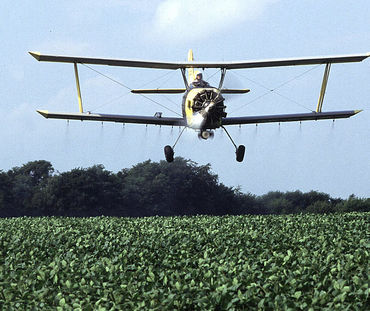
[[236, 145, 245, 162], [164, 145, 174, 163]]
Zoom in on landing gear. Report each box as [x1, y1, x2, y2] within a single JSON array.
[[164, 145, 174, 163], [236, 145, 245, 162], [164, 127, 186, 163], [164, 126, 245, 163], [221, 125, 246, 162], [198, 130, 214, 140]]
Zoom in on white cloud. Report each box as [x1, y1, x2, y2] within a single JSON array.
[[151, 0, 278, 41]]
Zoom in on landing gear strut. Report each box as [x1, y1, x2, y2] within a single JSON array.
[[164, 126, 245, 163], [221, 125, 245, 162], [164, 127, 186, 163]]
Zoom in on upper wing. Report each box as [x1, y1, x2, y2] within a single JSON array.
[[213, 54, 370, 69], [30, 51, 370, 70], [30, 52, 184, 70], [37, 110, 185, 126], [222, 110, 361, 125]]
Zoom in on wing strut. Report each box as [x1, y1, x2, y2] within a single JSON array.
[[74, 63, 84, 112], [181, 68, 189, 90], [218, 68, 227, 89], [316, 63, 331, 113]]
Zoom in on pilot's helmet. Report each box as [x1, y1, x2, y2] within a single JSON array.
[[196, 72, 203, 79]]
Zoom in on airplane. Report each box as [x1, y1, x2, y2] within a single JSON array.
[[29, 50, 369, 162]]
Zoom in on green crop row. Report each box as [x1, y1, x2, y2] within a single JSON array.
[[0, 213, 369, 310]]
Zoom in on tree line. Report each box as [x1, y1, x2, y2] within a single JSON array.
[[0, 159, 369, 217]]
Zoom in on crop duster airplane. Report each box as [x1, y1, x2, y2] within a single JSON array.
[[30, 50, 369, 162]]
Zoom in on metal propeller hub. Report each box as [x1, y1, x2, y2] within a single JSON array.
[[193, 89, 224, 111], [193, 89, 226, 124]]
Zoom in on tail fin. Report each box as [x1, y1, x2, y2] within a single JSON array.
[[187, 49, 199, 85]]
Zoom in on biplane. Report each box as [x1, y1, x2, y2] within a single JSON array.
[[29, 50, 369, 162]]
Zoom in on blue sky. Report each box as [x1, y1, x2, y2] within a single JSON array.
[[1, 0, 369, 198]]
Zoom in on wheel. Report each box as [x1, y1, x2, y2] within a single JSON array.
[[236, 145, 245, 162], [164, 145, 174, 163], [198, 130, 214, 140]]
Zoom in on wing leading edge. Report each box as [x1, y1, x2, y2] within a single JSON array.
[[29, 52, 370, 70], [37, 110, 185, 126], [38, 109, 360, 126], [222, 110, 361, 125], [130, 88, 250, 94]]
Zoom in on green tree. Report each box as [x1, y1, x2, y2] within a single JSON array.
[[5, 161, 54, 214], [306, 201, 334, 214], [335, 195, 370, 213], [119, 157, 241, 216], [0, 171, 13, 215], [42, 165, 121, 216], [1, 159, 369, 217], [15, 160, 54, 186]]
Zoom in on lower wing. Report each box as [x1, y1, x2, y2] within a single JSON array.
[[222, 110, 361, 125], [37, 110, 185, 126], [130, 88, 250, 94]]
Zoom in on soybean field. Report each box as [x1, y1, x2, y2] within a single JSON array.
[[0, 213, 369, 310]]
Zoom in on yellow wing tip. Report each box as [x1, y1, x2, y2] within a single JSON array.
[[37, 109, 49, 117], [354, 109, 363, 114], [29, 51, 41, 60]]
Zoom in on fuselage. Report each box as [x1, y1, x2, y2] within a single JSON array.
[[182, 87, 226, 131]]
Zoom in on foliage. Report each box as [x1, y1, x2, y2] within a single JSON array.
[[39, 165, 122, 216], [119, 159, 238, 216], [0, 213, 368, 310], [0, 159, 369, 217]]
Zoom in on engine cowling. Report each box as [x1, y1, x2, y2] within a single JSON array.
[[192, 89, 226, 123]]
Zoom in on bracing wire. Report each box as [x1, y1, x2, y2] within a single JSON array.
[[138, 70, 175, 89], [149, 70, 178, 89], [96, 70, 179, 112], [81, 64, 182, 116], [230, 64, 322, 114], [205, 69, 222, 85], [148, 71, 183, 110], [173, 127, 186, 149], [89, 93, 131, 112], [161, 95, 180, 109]]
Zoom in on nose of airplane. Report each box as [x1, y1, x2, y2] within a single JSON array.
[[204, 101, 216, 113]]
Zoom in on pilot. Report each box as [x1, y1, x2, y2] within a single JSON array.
[[191, 72, 210, 88]]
